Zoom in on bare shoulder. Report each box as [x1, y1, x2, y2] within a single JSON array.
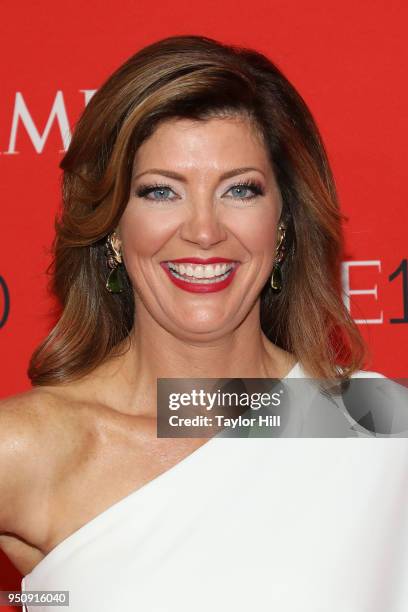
[[0, 386, 93, 537], [0, 386, 79, 454], [0, 390, 54, 532], [0, 385, 97, 448], [0, 386, 62, 437]]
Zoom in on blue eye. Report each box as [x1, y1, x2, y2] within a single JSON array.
[[135, 179, 265, 202], [136, 184, 175, 200], [227, 181, 264, 200]]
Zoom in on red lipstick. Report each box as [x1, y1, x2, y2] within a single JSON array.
[[160, 260, 239, 294]]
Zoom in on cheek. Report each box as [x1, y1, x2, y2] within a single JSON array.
[[230, 209, 277, 254], [118, 205, 180, 258]]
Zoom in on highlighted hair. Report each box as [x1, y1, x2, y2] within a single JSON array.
[[28, 35, 367, 385]]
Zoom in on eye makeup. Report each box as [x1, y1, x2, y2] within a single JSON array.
[[134, 178, 265, 202]]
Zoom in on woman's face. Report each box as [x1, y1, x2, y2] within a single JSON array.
[[116, 115, 283, 341]]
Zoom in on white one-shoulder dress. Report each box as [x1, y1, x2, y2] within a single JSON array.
[[21, 363, 408, 611]]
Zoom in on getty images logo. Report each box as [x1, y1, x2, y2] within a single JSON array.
[[2, 90, 96, 154]]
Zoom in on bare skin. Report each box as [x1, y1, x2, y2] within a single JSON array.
[[0, 115, 297, 576]]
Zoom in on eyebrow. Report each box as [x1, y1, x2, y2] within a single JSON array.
[[133, 166, 265, 182]]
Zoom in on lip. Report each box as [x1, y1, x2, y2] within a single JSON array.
[[160, 261, 240, 293], [164, 257, 238, 264]]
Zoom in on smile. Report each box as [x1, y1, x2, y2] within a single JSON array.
[[160, 261, 240, 293], [168, 261, 235, 281]]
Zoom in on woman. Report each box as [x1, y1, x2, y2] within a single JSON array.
[[1, 35, 406, 611]]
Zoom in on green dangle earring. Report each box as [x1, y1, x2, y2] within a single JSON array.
[[105, 232, 124, 294], [270, 224, 286, 294]]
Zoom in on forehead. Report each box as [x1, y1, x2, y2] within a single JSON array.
[[132, 115, 272, 174]]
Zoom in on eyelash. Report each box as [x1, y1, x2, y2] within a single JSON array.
[[135, 179, 265, 202]]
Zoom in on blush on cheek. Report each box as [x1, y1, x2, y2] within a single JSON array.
[[232, 213, 277, 255], [118, 207, 179, 258]]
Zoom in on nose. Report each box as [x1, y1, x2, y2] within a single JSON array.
[[179, 202, 228, 249]]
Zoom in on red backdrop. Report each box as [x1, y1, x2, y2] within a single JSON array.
[[1, 0, 407, 606]]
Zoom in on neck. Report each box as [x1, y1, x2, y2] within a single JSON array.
[[75, 302, 295, 416], [103, 305, 293, 415]]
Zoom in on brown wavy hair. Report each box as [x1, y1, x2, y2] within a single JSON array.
[[28, 34, 368, 386]]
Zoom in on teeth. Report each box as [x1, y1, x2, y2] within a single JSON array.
[[205, 265, 215, 278], [167, 262, 234, 278], [165, 261, 238, 284], [168, 267, 233, 284], [194, 265, 204, 278]]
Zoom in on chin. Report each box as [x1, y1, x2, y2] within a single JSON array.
[[168, 318, 235, 341]]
